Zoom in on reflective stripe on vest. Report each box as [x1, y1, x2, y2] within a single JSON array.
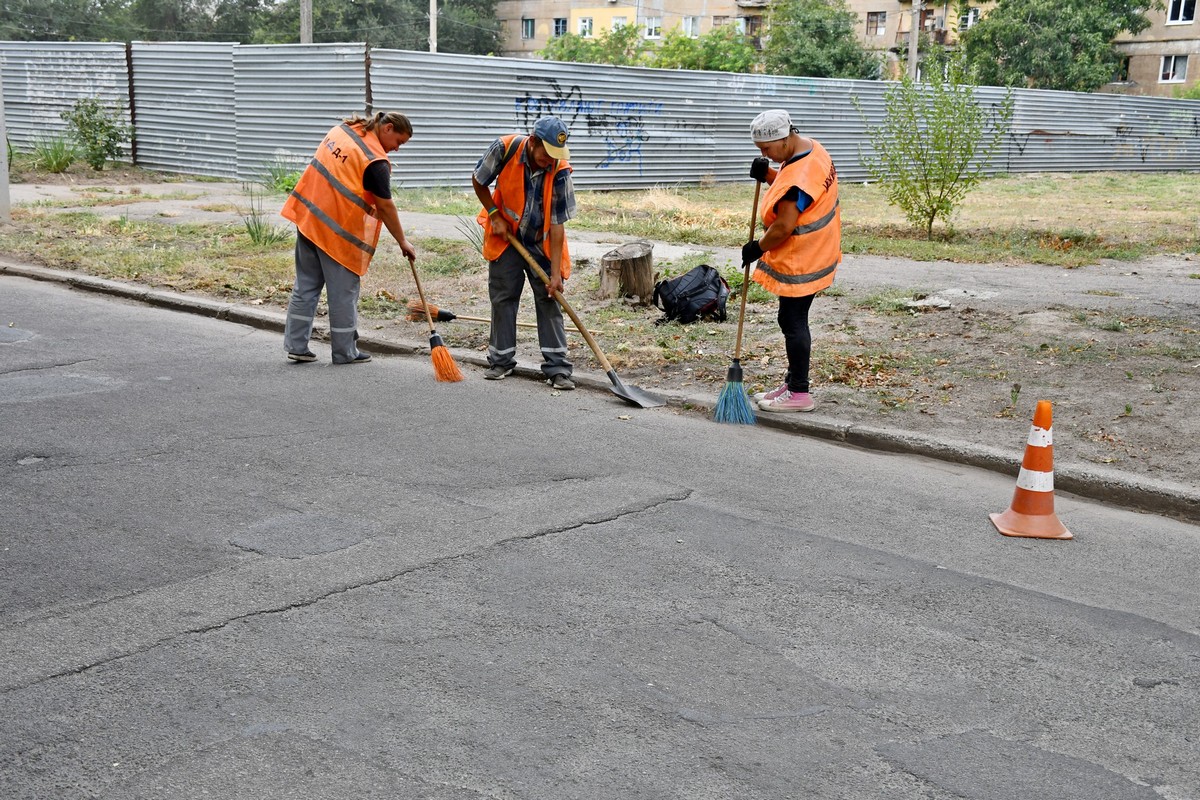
[[476, 134, 573, 280], [281, 122, 388, 276], [753, 141, 842, 298]]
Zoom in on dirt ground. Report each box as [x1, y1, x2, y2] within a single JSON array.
[[5, 172, 1199, 490]]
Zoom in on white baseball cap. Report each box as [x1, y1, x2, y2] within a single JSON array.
[[750, 109, 795, 143]]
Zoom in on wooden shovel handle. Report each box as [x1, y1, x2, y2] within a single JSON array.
[[504, 234, 615, 374]]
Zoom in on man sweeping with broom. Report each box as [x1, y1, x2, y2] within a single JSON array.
[[471, 116, 576, 391], [282, 111, 458, 375]]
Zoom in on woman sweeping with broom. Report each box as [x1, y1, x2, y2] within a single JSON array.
[[280, 111, 461, 380], [739, 109, 842, 414]]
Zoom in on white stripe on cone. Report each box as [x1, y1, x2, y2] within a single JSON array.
[[1027, 425, 1052, 448], [1016, 467, 1055, 493]]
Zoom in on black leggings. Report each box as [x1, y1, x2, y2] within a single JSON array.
[[778, 294, 815, 393]]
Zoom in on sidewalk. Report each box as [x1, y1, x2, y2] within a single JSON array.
[[3, 181, 1198, 522]]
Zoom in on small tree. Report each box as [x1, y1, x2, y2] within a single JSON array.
[[855, 56, 1014, 239], [61, 98, 131, 170]]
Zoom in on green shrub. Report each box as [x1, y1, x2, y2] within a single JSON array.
[[264, 157, 304, 194], [32, 136, 78, 173], [61, 98, 131, 170]]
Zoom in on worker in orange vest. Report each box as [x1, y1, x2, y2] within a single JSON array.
[[471, 116, 576, 390], [281, 111, 417, 364], [741, 109, 842, 413]]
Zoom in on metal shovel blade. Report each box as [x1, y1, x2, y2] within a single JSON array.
[[606, 370, 665, 408]]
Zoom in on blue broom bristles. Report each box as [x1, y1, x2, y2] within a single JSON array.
[[714, 372, 757, 425]]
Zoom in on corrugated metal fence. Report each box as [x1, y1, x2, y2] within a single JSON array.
[[3, 41, 1199, 187]]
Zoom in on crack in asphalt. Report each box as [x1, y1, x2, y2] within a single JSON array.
[[1, 487, 693, 695], [0, 358, 98, 375]]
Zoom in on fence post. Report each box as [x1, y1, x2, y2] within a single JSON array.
[[125, 41, 138, 165]]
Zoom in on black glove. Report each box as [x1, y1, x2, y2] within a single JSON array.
[[741, 239, 764, 266], [749, 157, 769, 182]]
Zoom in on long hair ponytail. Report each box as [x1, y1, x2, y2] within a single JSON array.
[[343, 111, 413, 135]]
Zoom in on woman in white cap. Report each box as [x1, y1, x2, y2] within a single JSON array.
[[741, 109, 842, 413]]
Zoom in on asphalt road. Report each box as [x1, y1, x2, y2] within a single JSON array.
[[2, 276, 1198, 800]]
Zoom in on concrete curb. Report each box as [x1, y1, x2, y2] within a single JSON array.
[[5, 260, 1198, 524]]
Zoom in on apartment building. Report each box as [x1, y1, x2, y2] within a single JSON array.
[[495, 1, 1198, 99], [495, 0, 767, 58], [845, 0, 1199, 96], [1111, 0, 1200, 96], [843, 1, 992, 76]]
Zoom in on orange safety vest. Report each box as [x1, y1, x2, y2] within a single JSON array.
[[281, 122, 390, 276], [753, 140, 841, 298], [475, 134, 572, 280]]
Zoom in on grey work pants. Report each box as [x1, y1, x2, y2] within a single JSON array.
[[487, 245, 572, 378], [283, 233, 364, 363]]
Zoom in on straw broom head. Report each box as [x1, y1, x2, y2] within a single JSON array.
[[429, 332, 464, 382]]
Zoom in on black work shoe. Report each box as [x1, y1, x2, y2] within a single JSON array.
[[335, 352, 372, 365], [548, 374, 576, 390], [287, 350, 317, 363], [483, 365, 515, 380]]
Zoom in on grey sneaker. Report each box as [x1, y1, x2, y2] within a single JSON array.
[[548, 374, 575, 390], [484, 365, 515, 380]]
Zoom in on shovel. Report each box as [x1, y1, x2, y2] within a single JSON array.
[[505, 233, 665, 409]]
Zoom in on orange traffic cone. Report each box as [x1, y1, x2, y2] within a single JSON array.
[[990, 400, 1072, 540]]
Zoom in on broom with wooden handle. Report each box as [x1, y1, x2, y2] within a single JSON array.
[[405, 259, 464, 382], [406, 300, 601, 335], [713, 179, 762, 425]]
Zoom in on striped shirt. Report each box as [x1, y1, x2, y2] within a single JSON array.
[[473, 136, 576, 258]]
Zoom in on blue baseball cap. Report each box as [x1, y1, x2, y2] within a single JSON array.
[[532, 116, 570, 160]]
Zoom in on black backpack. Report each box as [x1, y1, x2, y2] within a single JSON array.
[[652, 265, 731, 325]]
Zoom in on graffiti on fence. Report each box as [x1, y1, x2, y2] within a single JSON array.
[[514, 77, 664, 173]]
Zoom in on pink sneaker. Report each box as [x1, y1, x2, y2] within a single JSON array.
[[758, 389, 815, 413], [752, 382, 789, 402]]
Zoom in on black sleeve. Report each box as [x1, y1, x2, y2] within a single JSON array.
[[363, 160, 392, 199]]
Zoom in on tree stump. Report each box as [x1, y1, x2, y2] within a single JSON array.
[[599, 241, 655, 304]]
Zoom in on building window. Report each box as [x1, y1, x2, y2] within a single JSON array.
[[1112, 56, 1131, 83], [959, 7, 980, 29], [521, 18, 534, 40], [713, 15, 729, 27], [645, 16, 662, 38], [1161, 54, 1189, 82], [578, 17, 593, 37], [612, 16, 627, 29], [682, 16, 701, 37], [743, 15, 763, 37], [1167, 0, 1196, 23], [553, 18, 567, 37], [866, 11, 886, 37]]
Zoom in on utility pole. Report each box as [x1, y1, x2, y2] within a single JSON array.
[[429, 0, 437, 53], [908, 0, 922, 80], [300, 0, 312, 44]]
